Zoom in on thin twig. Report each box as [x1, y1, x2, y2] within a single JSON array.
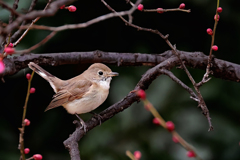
[[0, 0, 76, 43], [0, 0, 21, 17], [100, 0, 213, 131], [198, 0, 220, 86], [13, 0, 52, 47], [9, 0, 19, 24], [11, 0, 39, 43], [125, 0, 135, 7], [28, 0, 38, 12], [144, 8, 191, 13], [6, 0, 19, 47], [159, 69, 199, 101], [19, 71, 34, 160], [17, 11, 132, 32], [16, 31, 56, 54]]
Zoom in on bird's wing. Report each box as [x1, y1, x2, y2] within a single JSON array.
[[45, 79, 92, 112]]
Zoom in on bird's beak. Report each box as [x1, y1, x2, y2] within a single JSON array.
[[108, 72, 119, 77]]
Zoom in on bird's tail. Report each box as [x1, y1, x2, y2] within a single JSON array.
[[28, 62, 63, 93]]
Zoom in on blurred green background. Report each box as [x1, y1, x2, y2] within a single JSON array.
[[1, 0, 240, 159]]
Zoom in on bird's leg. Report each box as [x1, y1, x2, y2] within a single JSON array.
[[90, 112, 103, 125], [75, 113, 87, 133]]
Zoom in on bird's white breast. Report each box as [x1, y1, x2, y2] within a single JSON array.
[[62, 83, 109, 114]]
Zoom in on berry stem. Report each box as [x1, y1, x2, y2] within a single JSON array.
[[143, 99, 166, 128], [126, 150, 137, 160], [22, 71, 34, 121], [19, 71, 34, 160], [142, 98, 202, 160], [144, 8, 191, 13], [206, 0, 220, 77]]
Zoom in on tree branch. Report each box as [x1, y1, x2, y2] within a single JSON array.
[[63, 55, 207, 159], [0, 0, 21, 17], [0, 0, 76, 43], [11, 0, 38, 43], [101, 0, 213, 130], [2, 50, 240, 83], [16, 8, 135, 32], [159, 69, 199, 101]]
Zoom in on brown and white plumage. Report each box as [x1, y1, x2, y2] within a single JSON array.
[[28, 62, 118, 114]]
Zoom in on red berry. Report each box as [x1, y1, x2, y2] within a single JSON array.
[[137, 4, 144, 11], [172, 136, 179, 143], [0, 61, 5, 73], [166, 121, 175, 132], [24, 148, 30, 154], [206, 28, 213, 35], [134, 151, 142, 160], [8, 43, 13, 48], [187, 151, 196, 158], [26, 73, 31, 80], [33, 154, 43, 160], [136, 89, 146, 100], [68, 5, 77, 12], [152, 118, 161, 125], [212, 45, 218, 51], [214, 14, 220, 21], [179, 3, 185, 9], [157, 8, 164, 14], [4, 47, 15, 54], [217, 7, 222, 13], [60, 5, 65, 9], [24, 119, 30, 126], [30, 88, 36, 94]]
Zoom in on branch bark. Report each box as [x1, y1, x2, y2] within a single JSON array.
[[2, 50, 240, 83]]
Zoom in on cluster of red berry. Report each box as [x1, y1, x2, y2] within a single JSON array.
[[0, 43, 15, 73], [136, 89, 197, 158], [23, 118, 42, 160], [207, 7, 222, 52], [59, 5, 77, 12], [137, 3, 186, 13], [24, 74, 42, 159]]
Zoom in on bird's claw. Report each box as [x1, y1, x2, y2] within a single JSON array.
[[75, 113, 87, 134]]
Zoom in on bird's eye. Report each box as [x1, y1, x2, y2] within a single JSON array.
[[98, 71, 103, 75]]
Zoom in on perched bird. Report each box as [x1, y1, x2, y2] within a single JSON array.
[[28, 62, 118, 132]]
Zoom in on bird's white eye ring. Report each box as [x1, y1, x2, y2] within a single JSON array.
[[98, 71, 103, 75]]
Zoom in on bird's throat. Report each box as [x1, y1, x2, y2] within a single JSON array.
[[98, 79, 111, 90]]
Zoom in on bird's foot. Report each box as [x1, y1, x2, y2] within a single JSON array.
[[73, 120, 81, 128], [90, 112, 103, 125], [75, 113, 87, 133]]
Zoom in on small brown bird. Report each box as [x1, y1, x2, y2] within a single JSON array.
[[28, 62, 118, 132]]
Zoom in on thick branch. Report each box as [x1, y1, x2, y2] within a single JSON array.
[[2, 50, 240, 83], [63, 56, 200, 159]]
